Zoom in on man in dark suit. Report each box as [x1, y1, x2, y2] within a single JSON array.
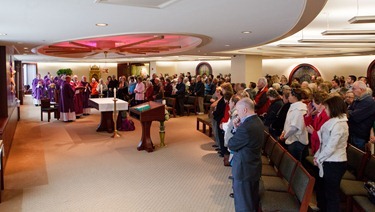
[[175, 76, 186, 116], [228, 97, 264, 212]]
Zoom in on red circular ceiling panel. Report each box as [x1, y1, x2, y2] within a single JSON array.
[[37, 33, 207, 59]]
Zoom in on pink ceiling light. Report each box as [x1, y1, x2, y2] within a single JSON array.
[[37, 33, 207, 59]]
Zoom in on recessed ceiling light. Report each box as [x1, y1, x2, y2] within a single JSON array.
[[0, 33, 7, 36], [242, 31, 252, 34], [95, 23, 108, 27], [24, 47, 29, 49], [225, 44, 230, 47]]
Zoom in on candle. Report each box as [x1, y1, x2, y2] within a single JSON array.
[[114, 88, 117, 99], [100, 84, 103, 94]]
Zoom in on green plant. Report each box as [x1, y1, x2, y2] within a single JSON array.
[[56, 68, 73, 76]]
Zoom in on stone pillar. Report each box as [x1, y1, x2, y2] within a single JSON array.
[[231, 55, 263, 85]]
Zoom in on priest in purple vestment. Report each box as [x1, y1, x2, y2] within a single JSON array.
[[60, 75, 76, 122], [32, 74, 44, 106], [80, 76, 91, 115], [72, 75, 84, 118]]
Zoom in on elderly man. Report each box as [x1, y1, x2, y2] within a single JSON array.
[[348, 81, 375, 150], [228, 98, 263, 212], [254, 77, 270, 118]]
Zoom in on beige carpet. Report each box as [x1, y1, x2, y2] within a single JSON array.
[[0, 96, 234, 212]]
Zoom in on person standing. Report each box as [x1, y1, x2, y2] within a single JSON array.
[[72, 75, 83, 118], [304, 91, 330, 154], [254, 77, 270, 119], [174, 76, 186, 116], [348, 81, 375, 150], [89, 77, 98, 98], [194, 75, 205, 114], [228, 98, 263, 212], [32, 73, 44, 106], [279, 88, 309, 162], [134, 77, 145, 105], [60, 75, 76, 122], [314, 96, 348, 212], [80, 76, 91, 115]]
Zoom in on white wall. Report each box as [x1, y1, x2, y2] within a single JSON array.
[[263, 55, 375, 81], [35, 56, 375, 84], [155, 60, 231, 77]]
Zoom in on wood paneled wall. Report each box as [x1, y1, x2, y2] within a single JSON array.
[[0, 46, 19, 167]]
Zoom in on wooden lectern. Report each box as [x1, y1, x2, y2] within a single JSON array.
[[129, 101, 165, 152]]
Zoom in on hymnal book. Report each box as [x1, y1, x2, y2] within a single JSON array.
[[134, 104, 151, 112]]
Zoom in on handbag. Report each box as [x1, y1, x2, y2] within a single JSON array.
[[364, 181, 375, 204], [120, 118, 135, 131]]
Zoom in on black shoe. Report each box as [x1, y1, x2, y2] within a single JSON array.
[[218, 153, 224, 157], [212, 144, 218, 147], [215, 148, 221, 151], [228, 176, 233, 180], [229, 193, 234, 198]]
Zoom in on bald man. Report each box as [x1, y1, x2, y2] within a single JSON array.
[[228, 98, 264, 211], [348, 81, 375, 150]]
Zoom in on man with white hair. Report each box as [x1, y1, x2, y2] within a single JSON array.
[[348, 81, 375, 150], [228, 97, 263, 211], [254, 77, 270, 118]]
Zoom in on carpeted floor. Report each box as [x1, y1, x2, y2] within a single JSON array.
[[0, 96, 234, 212]]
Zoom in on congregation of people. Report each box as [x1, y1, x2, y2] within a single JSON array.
[[31, 70, 375, 211], [206, 73, 375, 211]]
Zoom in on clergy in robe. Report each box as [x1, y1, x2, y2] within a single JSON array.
[[80, 76, 91, 115], [60, 75, 76, 122], [47, 83, 57, 102], [72, 75, 84, 118], [32, 74, 44, 106]]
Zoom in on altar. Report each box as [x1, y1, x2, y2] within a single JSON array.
[[88, 98, 128, 133]]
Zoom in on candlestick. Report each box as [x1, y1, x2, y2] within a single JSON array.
[[114, 88, 117, 99], [111, 98, 120, 138], [100, 84, 103, 94]]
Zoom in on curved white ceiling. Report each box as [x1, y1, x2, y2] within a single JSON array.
[[0, 0, 329, 62]]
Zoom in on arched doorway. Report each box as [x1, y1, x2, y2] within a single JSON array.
[[289, 63, 321, 83], [367, 59, 375, 96]]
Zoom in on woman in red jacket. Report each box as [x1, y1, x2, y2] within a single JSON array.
[[304, 91, 330, 154]]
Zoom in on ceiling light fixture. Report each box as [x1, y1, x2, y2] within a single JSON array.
[[278, 44, 375, 48], [322, 30, 375, 35], [241, 31, 252, 34], [95, 23, 108, 27], [348, 15, 375, 24], [298, 39, 375, 43]]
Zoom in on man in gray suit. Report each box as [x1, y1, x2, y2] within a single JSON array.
[[228, 97, 264, 212]]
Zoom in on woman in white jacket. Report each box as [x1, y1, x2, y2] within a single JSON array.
[[134, 76, 145, 105], [314, 96, 348, 212], [279, 88, 309, 162]]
